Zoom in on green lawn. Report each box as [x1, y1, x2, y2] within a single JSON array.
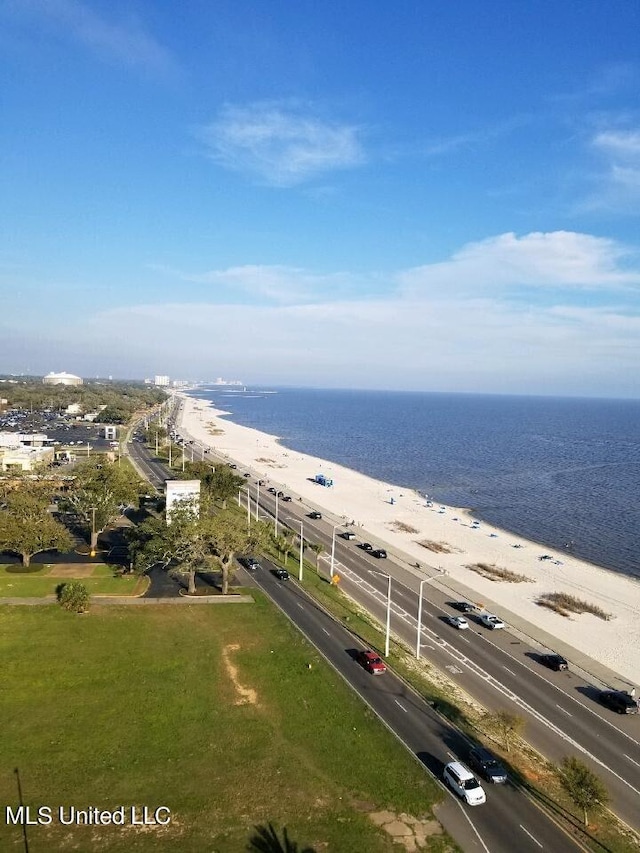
[[0, 600, 446, 852], [0, 565, 145, 597]]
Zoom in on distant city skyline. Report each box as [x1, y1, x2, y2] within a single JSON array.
[[2, 2, 639, 398]]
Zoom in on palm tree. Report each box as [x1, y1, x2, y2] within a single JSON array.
[[308, 542, 324, 571]]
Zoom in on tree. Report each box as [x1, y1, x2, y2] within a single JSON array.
[[272, 529, 296, 566], [0, 491, 74, 567], [132, 499, 217, 595], [308, 542, 324, 571], [558, 756, 609, 826], [483, 710, 525, 753], [248, 822, 315, 853], [61, 459, 142, 551], [210, 512, 254, 594], [58, 581, 90, 613]]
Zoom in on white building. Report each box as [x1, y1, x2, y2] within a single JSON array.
[[43, 371, 83, 386], [154, 375, 170, 387]]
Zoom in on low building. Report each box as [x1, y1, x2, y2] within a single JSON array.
[[0, 446, 54, 472], [43, 371, 83, 386], [0, 432, 55, 449]]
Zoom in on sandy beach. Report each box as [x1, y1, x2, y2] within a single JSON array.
[[176, 393, 640, 688]]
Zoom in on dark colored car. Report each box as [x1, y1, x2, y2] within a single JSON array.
[[282, 495, 292, 502], [277, 491, 284, 498], [451, 601, 475, 613], [467, 747, 508, 784], [258, 480, 265, 486], [360, 542, 373, 551], [273, 568, 290, 581], [341, 531, 356, 540], [371, 549, 387, 558], [540, 653, 569, 671], [267, 487, 277, 494], [242, 556, 260, 571], [308, 511, 322, 519], [599, 690, 639, 714], [227, 463, 237, 468], [356, 650, 387, 675], [243, 472, 251, 478]]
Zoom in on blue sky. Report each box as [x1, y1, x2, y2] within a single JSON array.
[[2, 0, 640, 396]]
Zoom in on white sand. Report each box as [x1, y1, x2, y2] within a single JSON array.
[[176, 393, 640, 687]]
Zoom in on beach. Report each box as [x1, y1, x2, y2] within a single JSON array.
[[176, 393, 640, 688]]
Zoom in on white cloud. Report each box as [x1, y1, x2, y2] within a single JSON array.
[[4, 231, 640, 396], [398, 231, 640, 296], [199, 101, 365, 186], [4, 0, 176, 74], [584, 128, 640, 211]]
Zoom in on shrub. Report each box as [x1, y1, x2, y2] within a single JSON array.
[[57, 581, 90, 613]]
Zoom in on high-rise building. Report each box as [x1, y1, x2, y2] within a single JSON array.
[[154, 375, 170, 387]]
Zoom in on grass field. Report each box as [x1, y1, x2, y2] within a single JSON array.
[[0, 564, 146, 597], [0, 599, 447, 852]]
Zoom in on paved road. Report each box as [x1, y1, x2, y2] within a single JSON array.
[[136, 426, 640, 834], [245, 561, 582, 853]]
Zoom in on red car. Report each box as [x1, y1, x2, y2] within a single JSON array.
[[357, 650, 387, 675]]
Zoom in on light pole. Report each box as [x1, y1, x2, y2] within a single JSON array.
[[274, 492, 279, 536], [255, 481, 260, 521], [296, 519, 304, 581], [246, 490, 251, 527], [369, 569, 392, 657], [330, 524, 339, 579], [416, 575, 441, 660]]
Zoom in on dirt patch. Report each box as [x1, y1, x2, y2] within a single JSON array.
[[254, 457, 286, 468], [46, 564, 95, 578], [465, 563, 532, 583], [388, 520, 420, 534], [416, 540, 460, 554], [369, 810, 443, 851], [221, 644, 258, 706]]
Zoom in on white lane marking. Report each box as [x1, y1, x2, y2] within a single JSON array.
[[503, 666, 516, 675], [296, 602, 304, 609], [322, 628, 330, 636], [459, 636, 471, 643], [338, 560, 640, 800], [624, 752, 640, 769], [555, 704, 573, 717], [520, 824, 543, 848], [394, 700, 408, 713]]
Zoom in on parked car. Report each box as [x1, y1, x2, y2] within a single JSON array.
[[273, 568, 290, 581], [443, 762, 486, 805], [539, 653, 568, 671], [282, 495, 292, 502], [341, 531, 356, 540], [479, 613, 505, 630], [444, 615, 469, 630], [467, 747, 508, 784], [599, 690, 639, 714], [360, 542, 373, 551], [277, 491, 284, 498], [371, 548, 387, 558], [267, 487, 277, 494], [227, 463, 237, 469], [450, 601, 475, 613], [356, 650, 386, 675], [308, 511, 322, 519]]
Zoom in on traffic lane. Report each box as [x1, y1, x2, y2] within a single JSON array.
[[337, 569, 640, 827], [251, 568, 579, 853], [351, 566, 640, 803]]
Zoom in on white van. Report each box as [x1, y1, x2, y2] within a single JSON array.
[[443, 762, 486, 805]]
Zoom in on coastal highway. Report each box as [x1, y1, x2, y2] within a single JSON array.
[[129, 430, 640, 833], [271, 498, 640, 833], [244, 558, 582, 853]]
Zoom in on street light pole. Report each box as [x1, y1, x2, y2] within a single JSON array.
[[416, 578, 427, 660], [330, 525, 339, 578], [274, 493, 279, 536], [297, 520, 304, 581], [384, 573, 391, 657], [255, 482, 260, 521]]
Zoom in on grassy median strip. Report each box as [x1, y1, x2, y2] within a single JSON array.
[[0, 601, 448, 853]]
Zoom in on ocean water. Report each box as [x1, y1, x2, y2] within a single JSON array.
[[189, 387, 640, 579]]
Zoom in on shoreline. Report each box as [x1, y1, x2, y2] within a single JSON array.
[[175, 392, 640, 687]]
